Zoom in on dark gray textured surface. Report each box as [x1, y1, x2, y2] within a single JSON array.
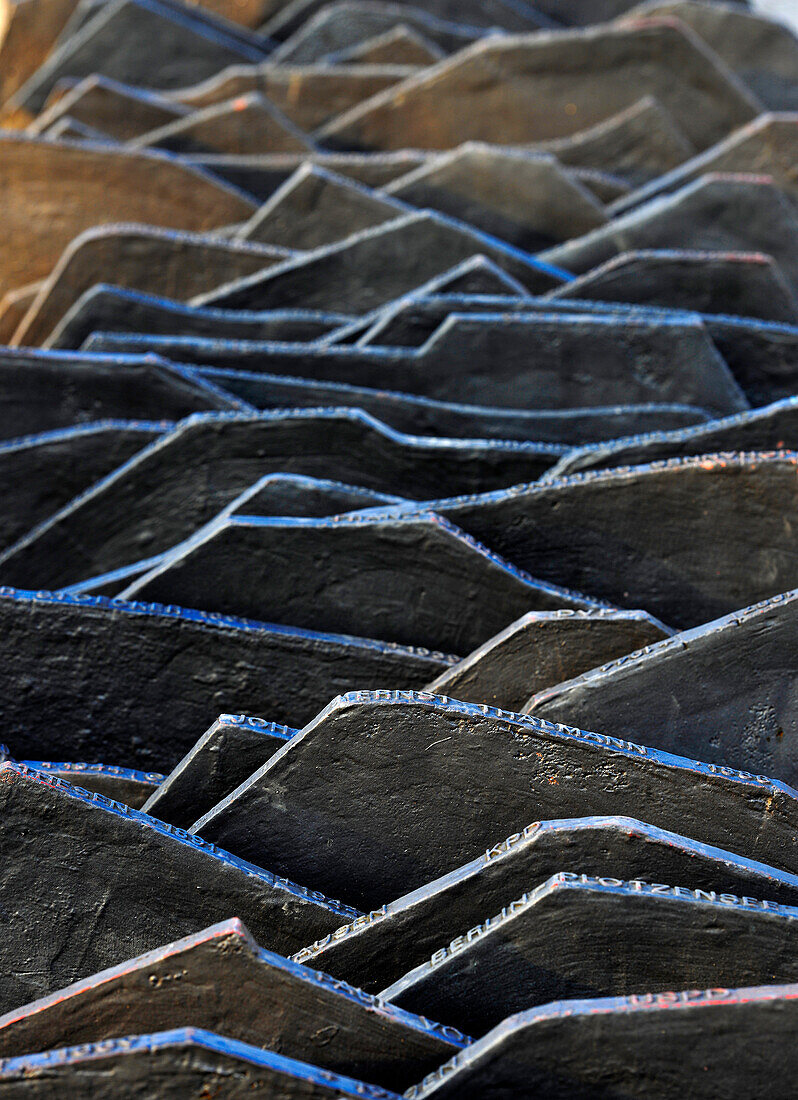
[[0, 1029, 395, 1099], [0, 919, 463, 1089], [0, 591, 451, 770], [423, 452, 798, 629], [0, 762, 357, 1013], [0, 422, 166, 553], [409, 982, 798, 1099], [0, 351, 238, 443], [384, 873, 798, 1034], [426, 609, 670, 711], [83, 313, 747, 415], [527, 589, 798, 787], [142, 716, 295, 829], [193, 691, 798, 910], [0, 412, 564, 591], [295, 815, 798, 994], [48, 285, 346, 350], [123, 513, 600, 654]]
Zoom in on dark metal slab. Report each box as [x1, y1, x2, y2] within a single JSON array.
[[0, 590, 452, 769], [425, 608, 670, 711], [0, 135, 255, 296], [0, 351, 241, 443], [26, 73, 188, 142], [193, 690, 798, 910], [142, 715, 295, 828], [193, 212, 567, 312], [12, 224, 289, 349], [549, 396, 798, 477], [236, 164, 406, 249], [325, 24, 444, 65], [417, 451, 798, 629], [132, 92, 313, 156], [528, 588, 798, 788], [0, 421, 166, 553], [528, 95, 693, 188], [409, 982, 798, 1099], [22, 761, 163, 809], [226, 473, 406, 517], [263, 0, 548, 42], [183, 149, 428, 200], [0, 761, 358, 1012], [0, 1028, 398, 1098], [295, 815, 798, 994], [0, 411, 566, 591], [544, 175, 798, 294], [383, 873, 798, 1034], [10, 0, 269, 115], [123, 512, 602, 654], [84, 314, 746, 416], [612, 113, 798, 214], [0, 918, 465, 1088], [268, 1, 479, 63], [193, 366, 710, 444], [318, 22, 757, 152], [384, 148, 606, 252], [47, 286, 348, 350], [633, 0, 798, 111], [548, 249, 798, 324]]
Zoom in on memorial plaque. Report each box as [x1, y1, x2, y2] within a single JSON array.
[[143, 715, 296, 828], [296, 815, 798, 993], [329, 25, 445, 66], [528, 95, 694, 188], [0, 135, 255, 296], [0, 761, 359, 1011], [193, 690, 798, 909], [0, 411, 567, 590], [9, 0, 269, 114], [26, 73, 188, 141], [236, 164, 406, 249], [551, 396, 798, 477], [22, 761, 163, 808], [0, 591, 453, 768], [612, 113, 798, 213], [11, 224, 288, 349], [421, 452, 798, 629], [0, 350, 240, 443], [425, 608, 670, 711], [264, 0, 547, 42], [549, 249, 798, 324], [407, 982, 798, 1100], [268, 0, 478, 63], [544, 175, 798, 293], [528, 588, 798, 788], [174, 63, 416, 131], [132, 92, 314, 155], [318, 21, 757, 152], [0, 919, 465, 1087], [94, 315, 745, 416], [227, 472, 406, 517], [382, 873, 798, 1034], [193, 365, 710, 444], [386, 147, 606, 252], [47, 285, 348, 350], [194, 212, 566, 313], [0, 1028, 398, 1098], [628, 0, 798, 111], [0, 420, 166, 553], [122, 512, 600, 654]]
